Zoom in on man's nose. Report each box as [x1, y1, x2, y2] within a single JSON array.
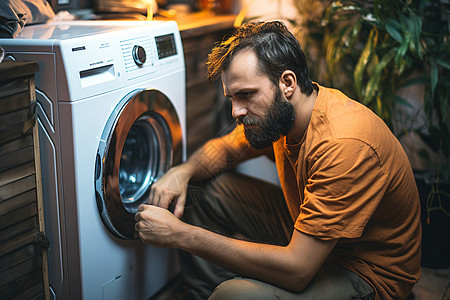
[[232, 101, 247, 119]]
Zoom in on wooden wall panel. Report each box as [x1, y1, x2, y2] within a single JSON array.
[[0, 61, 48, 300]]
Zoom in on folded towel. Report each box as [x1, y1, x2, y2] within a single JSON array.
[[0, 0, 55, 38]]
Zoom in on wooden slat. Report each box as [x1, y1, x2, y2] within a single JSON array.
[[0, 253, 41, 287], [0, 268, 43, 300], [11, 283, 44, 300], [31, 116, 50, 300], [0, 174, 36, 201], [0, 216, 38, 244], [0, 189, 37, 216], [0, 243, 36, 273], [0, 123, 30, 146], [0, 202, 37, 232], [0, 161, 35, 187], [0, 226, 37, 257], [0, 144, 34, 173], [0, 86, 30, 110], [0, 135, 33, 156], [0, 61, 39, 84], [0, 109, 29, 130]]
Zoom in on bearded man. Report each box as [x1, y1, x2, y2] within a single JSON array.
[[135, 21, 421, 300]]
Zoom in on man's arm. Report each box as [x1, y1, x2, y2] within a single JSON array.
[[185, 124, 258, 180], [135, 205, 337, 292], [148, 125, 265, 217]]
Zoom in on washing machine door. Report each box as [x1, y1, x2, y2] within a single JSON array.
[[95, 89, 182, 239]]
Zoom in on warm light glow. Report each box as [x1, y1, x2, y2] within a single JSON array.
[[234, 0, 253, 28], [143, 0, 154, 21]]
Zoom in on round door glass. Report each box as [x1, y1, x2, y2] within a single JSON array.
[[118, 112, 172, 213]]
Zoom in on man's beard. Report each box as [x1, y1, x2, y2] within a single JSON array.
[[237, 87, 296, 149]]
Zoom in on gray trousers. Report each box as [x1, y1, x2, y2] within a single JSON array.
[[180, 172, 375, 300]]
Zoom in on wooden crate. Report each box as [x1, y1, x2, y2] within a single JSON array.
[[0, 60, 49, 300]]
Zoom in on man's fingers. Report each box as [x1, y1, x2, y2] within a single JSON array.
[[148, 187, 156, 204], [173, 196, 186, 218]]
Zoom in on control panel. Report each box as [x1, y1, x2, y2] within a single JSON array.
[[120, 35, 154, 73], [56, 21, 185, 101]]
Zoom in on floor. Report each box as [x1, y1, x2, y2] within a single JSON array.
[[410, 267, 450, 300], [152, 267, 450, 300]]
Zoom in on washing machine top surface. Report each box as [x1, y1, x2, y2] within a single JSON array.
[[13, 21, 165, 41]]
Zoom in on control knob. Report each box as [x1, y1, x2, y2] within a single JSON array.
[[132, 45, 146, 66]]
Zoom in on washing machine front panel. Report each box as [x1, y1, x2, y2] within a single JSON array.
[[0, 21, 186, 299], [95, 89, 183, 239]]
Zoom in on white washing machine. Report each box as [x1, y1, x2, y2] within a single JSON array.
[[1, 20, 186, 299]]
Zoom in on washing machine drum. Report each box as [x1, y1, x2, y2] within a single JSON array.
[[95, 89, 183, 239]]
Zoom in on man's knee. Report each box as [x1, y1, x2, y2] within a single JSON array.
[[209, 278, 283, 300]]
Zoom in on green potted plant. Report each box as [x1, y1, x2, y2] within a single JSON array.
[[315, 0, 450, 267]]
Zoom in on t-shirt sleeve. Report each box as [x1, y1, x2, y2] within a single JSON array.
[[295, 138, 388, 240]]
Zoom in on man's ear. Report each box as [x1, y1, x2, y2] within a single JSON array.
[[279, 70, 297, 98]]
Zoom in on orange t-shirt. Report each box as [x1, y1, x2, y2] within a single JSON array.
[[273, 85, 421, 299]]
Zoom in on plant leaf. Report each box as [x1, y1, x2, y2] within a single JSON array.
[[396, 33, 410, 65], [430, 59, 438, 97], [409, 12, 423, 58], [424, 86, 432, 120], [385, 19, 403, 43], [376, 96, 384, 118], [391, 95, 415, 108], [417, 148, 431, 161], [354, 27, 377, 99], [364, 49, 396, 103], [323, 1, 367, 24], [436, 58, 450, 70], [416, 129, 440, 152], [418, 0, 429, 11], [399, 75, 428, 87], [438, 85, 449, 121]]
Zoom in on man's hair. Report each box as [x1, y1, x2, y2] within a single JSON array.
[[206, 21, 315, 96]]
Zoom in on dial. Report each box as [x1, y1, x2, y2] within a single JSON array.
[[132, 45, 146, 66]]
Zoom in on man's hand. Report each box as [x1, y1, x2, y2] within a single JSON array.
[[147, 166, 192, 218], [134, 204, 188, 248], [135, 202, 337, 292]]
